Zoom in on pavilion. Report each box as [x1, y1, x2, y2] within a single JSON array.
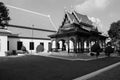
[[48, 9, 107, 53]]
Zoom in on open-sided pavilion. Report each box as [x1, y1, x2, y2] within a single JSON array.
[[49, 10, 107, 53]]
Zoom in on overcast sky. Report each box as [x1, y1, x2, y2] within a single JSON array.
[[1, 0, 120, 33]]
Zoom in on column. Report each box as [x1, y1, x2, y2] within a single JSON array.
[[67, 39, 70, 53], [74, 41, 77, 53], [51, 40, 54, 52], [48, 42, 52, 52], [78, 41, 80, 53], [89, 40, 92, 52], [55, 39, 58, 52], [81, 39, 84, 53], [86, 40, 89, 52], [62, 40, 65, 51]]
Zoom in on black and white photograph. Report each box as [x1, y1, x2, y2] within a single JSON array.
[[0, 0, 120, 80]]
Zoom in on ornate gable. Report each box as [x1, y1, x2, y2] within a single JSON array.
[[57, 9, 100, 34], [67, 12, 79, 24], [48, 9, 107, 40], [57, 12, 77, 34]]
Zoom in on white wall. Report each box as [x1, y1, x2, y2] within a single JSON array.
[[8, 38, 51, 53], [0, 36, 7, 56], [8, 38, 18, 51]]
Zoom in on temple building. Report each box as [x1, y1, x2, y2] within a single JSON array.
[[0, 25, 56, 56], [0, 6, 57, 56], [49, 10, 107, 53]]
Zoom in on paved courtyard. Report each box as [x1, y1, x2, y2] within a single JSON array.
[[36, 51, 118, 61], [87, 63, 120, 80], [0, 52, 119, 80]]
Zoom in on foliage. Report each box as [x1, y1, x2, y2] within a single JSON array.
[[108, 20, 120, 51], [108, 20, 120, 39], [0, 2, 10, 28], [91, 42, 101, 52]]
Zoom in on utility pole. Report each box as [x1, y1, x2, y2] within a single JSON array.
[[31, 24, 34, 54], [32, 24, 34, 41]]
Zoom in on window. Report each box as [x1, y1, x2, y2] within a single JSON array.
[[40, 42, 44, 52], [30, 42, 34, 50], [7, 41, 9, 50], [48, 42, 52, 51], [40, 42, 44, 47], [17, 41, 23, 50]]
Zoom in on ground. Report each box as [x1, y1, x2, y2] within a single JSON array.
[[0, 53, 120, 80], [87, 64, 120, 80]]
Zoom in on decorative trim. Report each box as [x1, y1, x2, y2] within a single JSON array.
[[7, 24, 56, 33], [65, 10, 73, 24], [8, 36, 51, 40], [72, 11, 81, 23]]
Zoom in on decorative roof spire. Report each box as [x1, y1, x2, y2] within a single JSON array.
[[64, 7, 72, 23], [64, 7, 68, 13]]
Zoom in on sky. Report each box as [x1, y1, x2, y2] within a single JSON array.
[[1, 0, 120, 34]]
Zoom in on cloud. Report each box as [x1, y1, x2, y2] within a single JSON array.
[[74, 0, 111, 14], [89, 17, 103, 32], [109, 12, 119, 19], [94, 0, 110, 8]]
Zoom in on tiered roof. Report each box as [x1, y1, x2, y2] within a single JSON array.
[[73, 11, 93, 25], [57, 10, 97, 33], [5, 7, 56, 39], [49, 9, 107, 39]]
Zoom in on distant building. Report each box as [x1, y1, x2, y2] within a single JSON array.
[[0, 29, 11, 56], [0, 5, 58, 56], [49, 10, 107, 53], [0, 25, 56, 56]]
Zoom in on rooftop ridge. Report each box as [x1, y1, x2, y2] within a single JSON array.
[[6, 24, 56, 32]]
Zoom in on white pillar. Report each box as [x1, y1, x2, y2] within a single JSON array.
[[0, 36, 8, 56]]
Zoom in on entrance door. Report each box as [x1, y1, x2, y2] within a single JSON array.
[[48, 42, 52, 52], [17, 41, 23, 50]]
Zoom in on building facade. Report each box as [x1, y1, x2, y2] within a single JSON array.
[[0, 24, 56, 56], [0, 29, 11, 56], [49, 10, 107, 53]]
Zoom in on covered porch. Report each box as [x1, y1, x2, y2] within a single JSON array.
[[49, 30, 107, 53]]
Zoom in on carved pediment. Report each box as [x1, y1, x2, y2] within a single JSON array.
[[58, 24, 75, 34], [57, 9, 101, 34]]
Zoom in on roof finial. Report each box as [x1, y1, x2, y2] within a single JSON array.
[[64, 6, 68, 13], [48, 15, 57, 31]]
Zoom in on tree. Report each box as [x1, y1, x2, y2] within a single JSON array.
[[108, 20, 120, 40], [108, 20, 120, 51], [0, 2, 10, 28]]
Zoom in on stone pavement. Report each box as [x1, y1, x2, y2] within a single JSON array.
[[34, 51, 119, 80], [74, 62, 120, 80], [3, 51, 119, 61], [33, 51, 119, 61], [32, 52, 120, 80], [1, 51, 120, 80]]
